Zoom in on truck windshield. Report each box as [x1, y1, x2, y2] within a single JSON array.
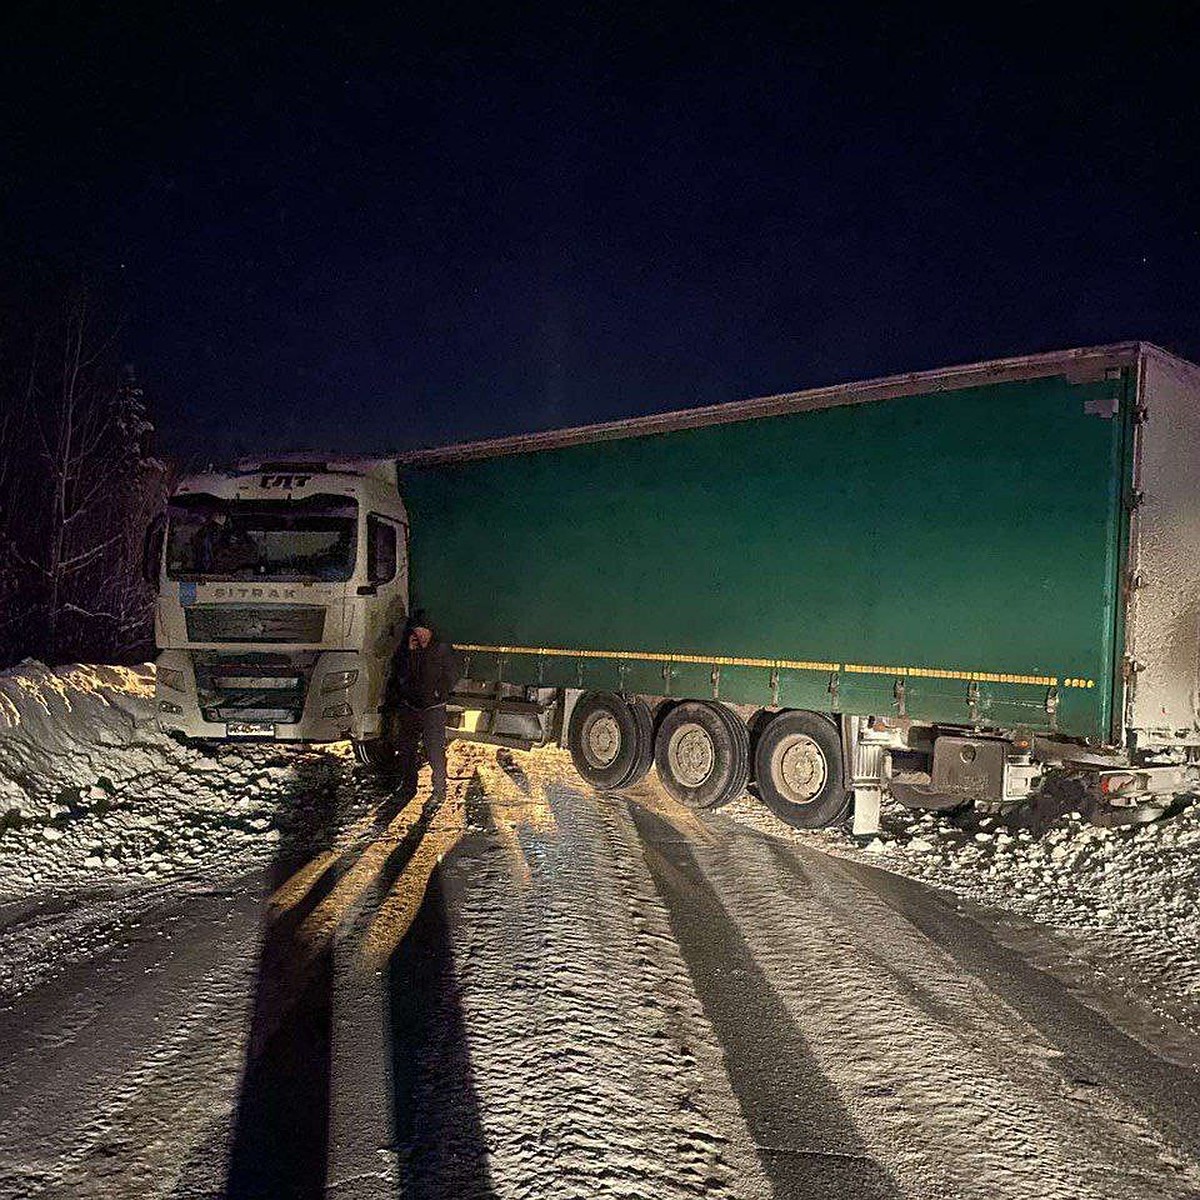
[[166, 494, 358, 582]]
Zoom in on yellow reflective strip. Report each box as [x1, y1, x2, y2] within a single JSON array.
[[838, 662, 1058, 686], [455, 645, 1063, 687], [456, 644, 839, 672]]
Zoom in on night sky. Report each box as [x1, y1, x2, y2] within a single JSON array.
[[3, 5, 1199, 462]]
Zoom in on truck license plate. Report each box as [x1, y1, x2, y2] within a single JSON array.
[[227, 721, 274, 737]]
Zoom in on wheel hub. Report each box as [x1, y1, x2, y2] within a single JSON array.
[[774, 734, 827, 804], [583, 712, 621, 768], [668, 722, 716, 787]]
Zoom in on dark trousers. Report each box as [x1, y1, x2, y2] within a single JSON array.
[[394, 703, 447, 802]]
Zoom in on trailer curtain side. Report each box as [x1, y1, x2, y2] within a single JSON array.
[[404, 366, 1137, 741]]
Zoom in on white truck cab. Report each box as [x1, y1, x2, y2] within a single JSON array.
[[146, 458, 409, 757]]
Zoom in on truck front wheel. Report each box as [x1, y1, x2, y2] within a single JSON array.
[[352, 738, 398, 772], [753, 710, 849, 828], [568, 692, 653, 790]]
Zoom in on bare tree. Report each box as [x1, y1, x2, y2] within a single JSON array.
[[0, 279, 167, 666]]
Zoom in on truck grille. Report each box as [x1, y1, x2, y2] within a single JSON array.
[[206, 705, 299, 723], [185, 604, 326, 644], [195, 653, 310, 725]]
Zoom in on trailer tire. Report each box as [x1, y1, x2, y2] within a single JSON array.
[[352, 738, 398, 772], [568, 692, 651, 790], [623, 699, 656, 789], [753, 710, 849, 829], [655, 701, 749, 809], [708, 703, 751, 807]]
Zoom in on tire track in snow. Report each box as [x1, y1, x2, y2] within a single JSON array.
[[629, 802, 901, 1200], [808, 848, 1200, 1172], [0, 886, 261, 1199], [441, 752, 769, 1199], [591, 782, 775, 1200], [385, 860, 498, 1200], [692, 818, 1200, 1199], [326, 747, 495, 1199], [52, 959, 254, 1200]]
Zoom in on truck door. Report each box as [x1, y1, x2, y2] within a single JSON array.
[[365, 513, 409, 650], [360, 512, 409, 729]]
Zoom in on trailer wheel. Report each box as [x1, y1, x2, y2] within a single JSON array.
[[709, 703, 751, 807], [654, 701, 749, 809], [753, 710, 849, 828], [568, 692, 651, 790], [352, 738, 397, 771], [623, 699, 656, 789]]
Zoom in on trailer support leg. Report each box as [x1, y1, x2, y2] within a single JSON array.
[[845, 716, 888, 836], [852, 785, 883, 837]]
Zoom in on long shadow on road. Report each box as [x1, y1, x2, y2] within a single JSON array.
[[388, 862, 497, 1199], [222, 755, 347, 1200], [178, 750, 495, 1199], [630, 803, 901, 1200], [368, 768, 496, 1198]]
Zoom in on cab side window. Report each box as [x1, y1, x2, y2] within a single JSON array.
[[367, 515, 398, 584]]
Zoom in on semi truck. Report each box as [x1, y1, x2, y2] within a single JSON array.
[[147, 342, 1200, 834]]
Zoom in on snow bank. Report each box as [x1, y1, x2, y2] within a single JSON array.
[[0, 660, 168, 816], [0, 660, 365, 906]]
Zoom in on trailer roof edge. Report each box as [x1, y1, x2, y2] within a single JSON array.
[[398, 341, 1167, 467], [1138, 342, 1200, 382]]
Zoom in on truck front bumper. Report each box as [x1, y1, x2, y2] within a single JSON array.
[[153, 649, 384, 744]]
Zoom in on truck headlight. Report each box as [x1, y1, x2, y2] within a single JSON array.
[[159, 667, 185, 692], [320, 669, 358, 693], [322, 702, 352, 718], [158, 700, 183, 714]]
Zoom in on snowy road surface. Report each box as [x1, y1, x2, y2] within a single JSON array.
[[2, 743, 1199, 1200]]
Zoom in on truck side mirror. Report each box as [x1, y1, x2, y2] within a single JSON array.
[[142, 515, 165, 585]]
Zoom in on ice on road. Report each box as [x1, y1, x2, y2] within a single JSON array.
[[2, 738, 1200, 1199]]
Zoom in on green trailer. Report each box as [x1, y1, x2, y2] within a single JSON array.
[[398, 342, 1200, 832]]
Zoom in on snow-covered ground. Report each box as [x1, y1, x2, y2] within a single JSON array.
[[728, 785, 1200, 1046], [2, 658, 1198, 1037], [3, 662, 1200, 1198], [0, 660, 370, 898], [0, 661, 163, 816], [0, 660, 382, 1003]]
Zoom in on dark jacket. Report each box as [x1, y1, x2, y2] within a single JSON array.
[[387, 637, 462, 709]]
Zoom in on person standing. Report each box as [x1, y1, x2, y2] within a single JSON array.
[[386, 610, 461, 804]]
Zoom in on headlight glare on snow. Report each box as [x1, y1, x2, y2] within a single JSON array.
[[320, 669, 358, 693], [158, 667, 185, 692]]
